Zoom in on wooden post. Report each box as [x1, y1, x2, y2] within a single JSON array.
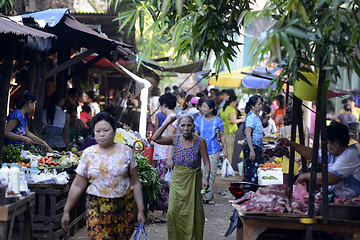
[[305, 69, 326, 240], [33, 52, 48, 134], [0, 37, 16, 163], [56, 45, 71, 95], [26, 52, 38, 92], [319, 69, 329, 220]]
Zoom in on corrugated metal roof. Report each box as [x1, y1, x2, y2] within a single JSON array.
[[20, 8, 70, 28], [0, 17, 56, 39], [19, 9, 133, 59]]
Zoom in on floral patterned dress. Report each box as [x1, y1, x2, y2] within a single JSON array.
[[76, 143, 137, 240]]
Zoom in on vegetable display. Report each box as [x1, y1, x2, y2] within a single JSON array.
[[134, 152, 161, 205], [1, 144, 23, 163]]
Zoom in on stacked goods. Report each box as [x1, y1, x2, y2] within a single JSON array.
[[259, 162, 282, 170]]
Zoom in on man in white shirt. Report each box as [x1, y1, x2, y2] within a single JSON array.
[[262, 105, 277, 136]]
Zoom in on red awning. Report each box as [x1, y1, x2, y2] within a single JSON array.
[[83, 55, 134, 73]]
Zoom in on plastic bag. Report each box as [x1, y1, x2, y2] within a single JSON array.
[[134, 223, 149, 240], [164, 169, 173, 188], [221, 158, 235, 179], [293, 183, 308, 201]]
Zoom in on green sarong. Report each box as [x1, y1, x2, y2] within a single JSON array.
[[167, 165, 204, 240]]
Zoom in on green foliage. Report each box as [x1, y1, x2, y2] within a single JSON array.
[[134, 151, 161, 204], [0, 0, 15, 14], [245, 0, 360, 95], [1, 145, 23, 164], [110, 0, 254, 73]]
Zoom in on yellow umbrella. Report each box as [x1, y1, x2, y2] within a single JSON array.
[[209, 66, 255, 87]]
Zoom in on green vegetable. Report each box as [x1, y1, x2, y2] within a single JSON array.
[[1, 144, 24, 163], [262, 176, 278, 180], [134, 152, 162, 205]]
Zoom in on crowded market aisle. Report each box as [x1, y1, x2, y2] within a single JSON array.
[[69, 169, 240, 240]]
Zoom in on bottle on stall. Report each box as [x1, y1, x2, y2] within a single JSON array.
[[30, 157, 38, 181], [0, 163, 10, 192], [9, 163, 20, 195]]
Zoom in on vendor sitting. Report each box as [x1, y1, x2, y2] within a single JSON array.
[[277, 122, 360, 201]]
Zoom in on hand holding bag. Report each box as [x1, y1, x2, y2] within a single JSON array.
[[164, 169, 173, 188], [134, 222, 149, 240], [221, 158, 235, 179]]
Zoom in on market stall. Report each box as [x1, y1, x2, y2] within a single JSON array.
[[0, 192, 35, 240]]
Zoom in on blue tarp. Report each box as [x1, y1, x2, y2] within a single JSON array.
[[21, 9, 70, 28]]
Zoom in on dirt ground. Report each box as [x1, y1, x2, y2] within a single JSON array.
[[69, 169, 241, 240]]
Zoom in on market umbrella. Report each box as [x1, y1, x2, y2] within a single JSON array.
[[209, 66, 255, 87], [241, 65, 281, 89]]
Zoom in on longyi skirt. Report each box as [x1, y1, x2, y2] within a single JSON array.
[[86, 193, 135, 240]]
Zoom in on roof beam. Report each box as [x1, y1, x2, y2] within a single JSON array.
[[45, 47, 99, 79]]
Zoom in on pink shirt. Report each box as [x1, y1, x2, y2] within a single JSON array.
[[76, 143, 137, 198]]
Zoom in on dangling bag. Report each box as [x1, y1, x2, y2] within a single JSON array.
[[221, 158, 235, 178], [164, 169, 173, 188], [134, 223, 149, 240]]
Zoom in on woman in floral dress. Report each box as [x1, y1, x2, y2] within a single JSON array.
[[151, 113, 210, 240], [61, 112, 145, 240]]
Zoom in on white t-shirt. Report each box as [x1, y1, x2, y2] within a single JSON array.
[[89, 102, 101, 115], [42, 106, 66, 128]]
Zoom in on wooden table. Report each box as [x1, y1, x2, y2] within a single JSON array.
[[0, 192, 35, 240], [233, 204, 360, 240]]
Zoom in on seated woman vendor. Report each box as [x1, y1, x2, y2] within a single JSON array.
[[277, 122, 360, 201], [4, 90, 51, 151]]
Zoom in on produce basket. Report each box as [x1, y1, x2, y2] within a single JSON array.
[[132, 140, 153, 165]]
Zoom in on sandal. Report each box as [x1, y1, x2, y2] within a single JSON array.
[[203, 200, 215, 205], [153, 217, 166, 223]]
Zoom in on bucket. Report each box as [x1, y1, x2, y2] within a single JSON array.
[[294, 70, 318, 101]]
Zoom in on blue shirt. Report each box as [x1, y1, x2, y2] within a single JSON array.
[[3, 109, 28, 147], [244, 112, 263, 148], [157, 112, 166, 128], [320, 144, 360, 199], [195, 115, 224, 154]]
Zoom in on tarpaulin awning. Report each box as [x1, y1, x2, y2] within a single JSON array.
[[143, 60, 204, 73], [19, 8, 133, 59], [0, 17, 56, 52]]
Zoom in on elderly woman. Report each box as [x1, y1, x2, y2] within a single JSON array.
[[61, 112, 145, 240], [151, 113, 210, 240]]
